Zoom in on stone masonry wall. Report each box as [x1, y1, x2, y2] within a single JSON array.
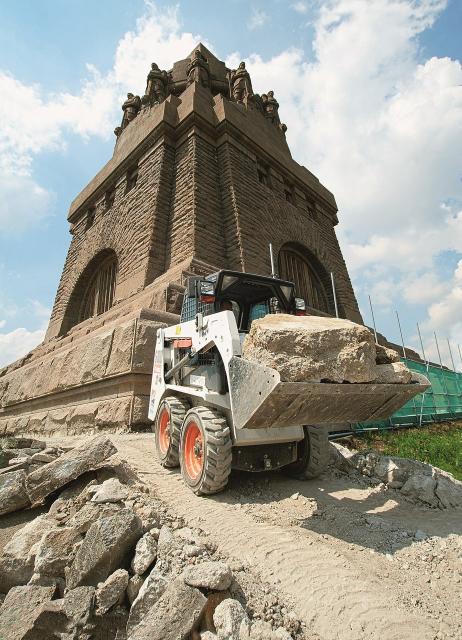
[[47, 141, 172, 340], [0, 311, 166, 437], [215, 139, 362, 322]]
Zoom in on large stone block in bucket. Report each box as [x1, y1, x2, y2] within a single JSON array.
[[242, 314, 378, 383]]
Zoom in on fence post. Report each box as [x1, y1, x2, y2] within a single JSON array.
[[447, 339, 456, 372], [395, 310, 407, 359], [368, 295, 378, 343], [330, 272, 339, 318]]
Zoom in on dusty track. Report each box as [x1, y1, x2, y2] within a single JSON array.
[[105, 434, 461, 640]]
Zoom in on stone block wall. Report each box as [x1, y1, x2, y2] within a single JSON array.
[[0, 309, 169, 437]]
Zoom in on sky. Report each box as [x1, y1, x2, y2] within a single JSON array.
[[0, 0, 461, 369]]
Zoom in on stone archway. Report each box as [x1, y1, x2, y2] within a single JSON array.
[[60, 249, 118, 335], [278, 243, 332, 315]]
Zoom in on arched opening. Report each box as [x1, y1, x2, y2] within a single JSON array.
[[278, 243, 331, 315], [80, 253, 118, 322], [60, 249, 118, 335]]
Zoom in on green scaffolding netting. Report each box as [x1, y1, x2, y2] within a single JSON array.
[[355, 359, 462, 431]]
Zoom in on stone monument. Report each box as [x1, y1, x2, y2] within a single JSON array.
[[0, 44, 362, 436]]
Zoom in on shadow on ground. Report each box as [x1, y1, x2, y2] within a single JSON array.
[[213, 466, 462, 554]]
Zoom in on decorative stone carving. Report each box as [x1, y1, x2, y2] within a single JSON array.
[[229, 61, 253, 103], [187, 50, 210, 88], [253, 94, 266, 114], [142, 63, 168, 106], [261, 90, 287, 133], [262, 90, 280, 124], [114, 93, 141, 137]]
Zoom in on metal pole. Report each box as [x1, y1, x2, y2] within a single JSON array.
[[447, 339, 456, 372], [330, 272, 339, 318], [416, 324, 428, 425], [434, 332, 443, 369], [395, 310, 407, 359], [269, 243, 276, 278], [368, 295, 378, 343], [458, 344, 462, 370], [417, 323, 428, 367]]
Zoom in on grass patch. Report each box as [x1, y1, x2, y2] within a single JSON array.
[[348, 421, 462, 481]]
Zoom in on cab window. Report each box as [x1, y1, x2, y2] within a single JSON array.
[[249, 301, 270, 322], [219, 299, 241, 325]]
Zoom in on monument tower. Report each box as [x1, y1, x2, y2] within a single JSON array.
[[0, 44, 362, 435]]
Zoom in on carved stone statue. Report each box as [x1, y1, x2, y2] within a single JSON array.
[[229, 62, 253, 104], [262, 91, 281, 125], [119, 92, 141, 130], [187, 50, 210, 88], [253, 94, 265, 114], [142, 62, 168, 106], [115, 92, 141, 137]]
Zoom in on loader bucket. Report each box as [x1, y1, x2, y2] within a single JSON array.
[[228, 357, 430, 430]]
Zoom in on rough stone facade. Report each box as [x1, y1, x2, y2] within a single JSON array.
[[0, 43, 362, 435]]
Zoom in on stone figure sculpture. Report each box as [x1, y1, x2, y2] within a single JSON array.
[[115, 93, 141, 136], [229, 62, 253, 104], [262, 91, 281, 125], [187, 50, 210, 87], [142, 63, 169, 106]]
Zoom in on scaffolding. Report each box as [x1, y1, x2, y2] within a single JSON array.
[[355, 358, 462, 431]]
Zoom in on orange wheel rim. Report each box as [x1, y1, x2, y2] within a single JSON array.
[[183, 421, 204, 481], [158, 408, 170, 455]]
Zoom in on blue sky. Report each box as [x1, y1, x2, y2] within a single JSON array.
[[0, 0, 461, 368]]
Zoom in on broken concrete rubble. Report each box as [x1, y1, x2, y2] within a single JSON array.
[[66, 507, 142, 588], [128, 576, 207, 640], [90, 476, 129, 503], [242, 314, 414, 385], [0, 514, 57, 592], [332, 443, 462, 509], [0, 435, 299, 640], [131, 530, 158, 575], [373, 362, 412, 384], [96, 568, 129, 614], [33, 526, 83, 579], [184, 560, 233, 591], [375, 344, 400, 365], [26, 435, 117, 505], [0, 585, 57, 640], [213, 598, 250, 639], [0, 468, 30, 515], [127, 567, 168, 633], [243, 314, 377, 383]]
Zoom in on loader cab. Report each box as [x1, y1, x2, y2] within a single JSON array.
[[180, 270, 297, 332]]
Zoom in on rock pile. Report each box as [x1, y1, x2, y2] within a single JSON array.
[[0, 436, 298, 639], [242, 314, 415, 384], [331, 442, 462, 509]]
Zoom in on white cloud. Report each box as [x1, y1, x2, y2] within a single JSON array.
[[0, 2, 202, 234], [0, 299, 50, 367], [291, 2, 309, 14], [0, 173, 55, 233], [232, 0, 461, 362], [248, 8, 269, 30], [0, 326, 46, 368]]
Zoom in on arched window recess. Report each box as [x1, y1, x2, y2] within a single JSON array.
[[79, 253, 118, 323], [278, 243, 332, 315]]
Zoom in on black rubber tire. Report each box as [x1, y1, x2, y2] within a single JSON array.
[[283, 425, 330, 479], [153, 396, 189, 468], [180, 406, 232, 496]]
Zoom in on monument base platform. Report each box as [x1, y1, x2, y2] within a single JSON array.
[[0, 258, 218, 437]]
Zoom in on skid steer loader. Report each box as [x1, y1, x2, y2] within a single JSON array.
[[148, 270, 428, 495]]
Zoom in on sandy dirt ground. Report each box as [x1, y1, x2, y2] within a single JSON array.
[[27, 433, 462, 639]]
